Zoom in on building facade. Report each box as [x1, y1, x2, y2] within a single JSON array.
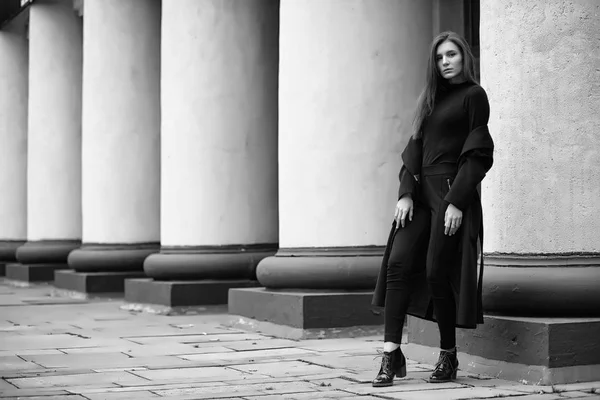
[[1, 0, 599, 384]]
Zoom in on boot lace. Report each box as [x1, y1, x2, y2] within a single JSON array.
[[374, 350, 393, 373], [433, 351, 455, 375]]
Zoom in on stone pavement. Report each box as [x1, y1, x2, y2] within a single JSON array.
[[0, 279, 599, 400]]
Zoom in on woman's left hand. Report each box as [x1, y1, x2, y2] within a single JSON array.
[[444, 203, 463, 236]]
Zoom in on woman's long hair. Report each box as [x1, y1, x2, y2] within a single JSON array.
[[412, 31, 478, 139]]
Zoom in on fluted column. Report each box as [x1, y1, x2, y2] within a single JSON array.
[[0, 15, 28, 273], [255, 0, 433, 289], [480, 0, 600, 316], [66, 0, 161, 274], [141, 0, 279, 282], [14, 0, 82, 275]]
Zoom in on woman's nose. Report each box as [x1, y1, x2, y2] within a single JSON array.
[[442, 57, 449, 65]]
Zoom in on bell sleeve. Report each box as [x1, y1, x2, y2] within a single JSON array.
[[397, 164, 416, 200]]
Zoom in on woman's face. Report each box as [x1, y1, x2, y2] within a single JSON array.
[[436, 40, 464, 83]]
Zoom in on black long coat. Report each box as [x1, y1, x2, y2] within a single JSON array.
[[372, 125, 494, 329]]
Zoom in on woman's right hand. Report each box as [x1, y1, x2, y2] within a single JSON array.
[[394, 194, 414, 229]]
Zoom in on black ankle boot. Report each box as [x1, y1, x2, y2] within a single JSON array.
[[372, 347, 407, 387], [429, 348, 459, 383]]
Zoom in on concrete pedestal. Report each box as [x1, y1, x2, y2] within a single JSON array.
[[229, 247, 384, 332], [229, 287, 383, 330], [125, 278, 260, 307], [405, 315, 600, 385], [6, 263, 68, 282], [54, 270, 145, 296]]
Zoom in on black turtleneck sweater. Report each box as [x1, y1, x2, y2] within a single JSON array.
[[422, 81, 490, 166], [397, 80, 491, 210]]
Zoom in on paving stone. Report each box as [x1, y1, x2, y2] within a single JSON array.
[[488, 382, 556, 394], [151, 387, 263, 399], [492, 395, 563, 400], [555, 382, 600, 392], [223, 373, 347, 387], [179, 347, 319, 364], [74, 381, 229, 395], [344, 378, 465, 395], [131, 366, 252, 382], [0, 389, 73, 398], [0, 389, 102, 399], [126, 332, 270, 345], [0, 356, 41, 372], [560, 391, 598, 398], [375, 386, 531, 400], [92, 367, 148, 373], [0, 349, 65, 357], [297, 339, 380, 352], [20, 352, 131, 368], [7, 371, 150, 388], [0, 334, 96, 351], [302, 377, 362, 390], [0, 396, 88, 399], [56, 346, 138, 355], [0, 378, 16, 390], [223, 339, 302, 352], [335, 397, 396, 400], [155, 380, 325, 398], [113, 327, 250, 339], [241, 390, 357, 400], [297, 353, 385, 372], [124, 344, 235, 357], [84, 391, 161, 399], [58, 344, 232, 356], [20, 353, 193, 370], [230, 361, 336, 378], [1, 368, 97, 379]]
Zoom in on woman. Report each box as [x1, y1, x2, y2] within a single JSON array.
[[371, 31, 494, 387]]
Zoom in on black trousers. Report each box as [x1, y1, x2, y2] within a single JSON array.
[[384, 163, 460, 349]]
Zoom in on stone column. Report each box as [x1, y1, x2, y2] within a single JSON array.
[[0, 14, 28, 276], [10, 0, 82, 282], [125, 0, 279, 307], [59, 0, 161, 294], [405, 0, 600, 385], [229, 0, 433, 332]]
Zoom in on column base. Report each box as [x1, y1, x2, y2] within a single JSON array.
[[228, 287, 383, 330], [124, 278, 260, 307], [404, 315, 600, 385], [483, 255, 600, 316], [54, 270, 146, 295], [143, 244, 277, 280], [256, 247, 381, 289], [5, 263, 68, 282], [16, 240, 80, 264], [0, 241, 26, 270], [68, 243, 159, 272]]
